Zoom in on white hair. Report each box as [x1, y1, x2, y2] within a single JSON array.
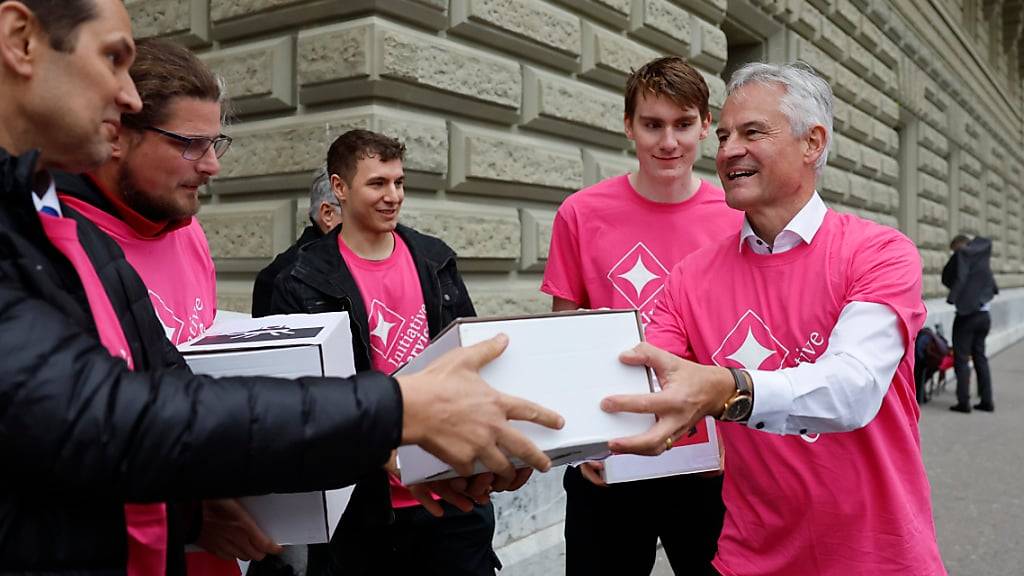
[[307, 165, 337, 225], [727, 62, 834, 174]]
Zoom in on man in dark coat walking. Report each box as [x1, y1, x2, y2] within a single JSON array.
[[943, 234, 999, 413]]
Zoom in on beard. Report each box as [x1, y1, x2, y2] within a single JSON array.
[[118, 166, 201, 223]]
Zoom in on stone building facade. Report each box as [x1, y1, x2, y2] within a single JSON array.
[[129, 0, 1024, 571], [128, 0, 1024, 314]]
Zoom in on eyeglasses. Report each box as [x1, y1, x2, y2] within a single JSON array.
[[145, 126, 233, 160]]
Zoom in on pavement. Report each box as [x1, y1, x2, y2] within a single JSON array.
[[649, 338, 1024, 575], [919, 338, 1024, 575]]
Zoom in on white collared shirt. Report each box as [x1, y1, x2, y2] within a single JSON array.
[[740, 192, 906, 434], [32, 176, 62, 218]]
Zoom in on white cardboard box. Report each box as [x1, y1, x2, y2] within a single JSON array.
[[600, 416, 721, 484], [395, 309, 657, 484], [179, 313, 357, 545]]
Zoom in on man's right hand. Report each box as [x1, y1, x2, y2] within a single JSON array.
[[397, 334, 564, 483]]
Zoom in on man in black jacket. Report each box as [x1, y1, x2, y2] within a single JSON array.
[[0, 1, 562, 572], [253, 166, 340, 317], [943, 234, 999, 413], [268, 130, 499, 575]]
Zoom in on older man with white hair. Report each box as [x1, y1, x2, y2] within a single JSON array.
[[603, 63, 946, 575], [252, 166, 341, 316]]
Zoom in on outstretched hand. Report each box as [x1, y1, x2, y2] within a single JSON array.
[[602, 343, 733, 456], [398, 334, 565, 483]]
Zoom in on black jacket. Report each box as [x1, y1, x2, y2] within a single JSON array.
[[263, 224, 476, 539], [252, 224, 324, 317], [942, 236, 999, 315], [0, 148, 402, 573], [266, 223, 476, 371]]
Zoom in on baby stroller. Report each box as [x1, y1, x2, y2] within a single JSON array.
[[914, 324, 953, 403]]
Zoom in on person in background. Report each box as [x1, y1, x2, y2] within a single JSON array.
[[252, 166, 340, 317], [268, 129, 499, 576], [602, 62, 945, 576], [542, 56, 741, 576], [943, 233, 998, 413]]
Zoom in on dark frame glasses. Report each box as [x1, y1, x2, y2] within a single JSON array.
[[145, 126, 233, 160]]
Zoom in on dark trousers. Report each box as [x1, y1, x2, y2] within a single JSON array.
[[563, 466, 725, 576], [307, 499, 500, 576], [953, 310, 993, 407]]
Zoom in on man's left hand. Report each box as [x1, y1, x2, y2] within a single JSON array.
[[408, 469, 536, 517]]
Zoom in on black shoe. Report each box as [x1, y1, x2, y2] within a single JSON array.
[[973, 403, 994, 412], [949, 404, 972, 413]]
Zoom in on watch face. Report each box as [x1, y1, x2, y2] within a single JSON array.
[[725, 395, 753, 421]]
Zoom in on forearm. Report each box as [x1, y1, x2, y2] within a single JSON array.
[[746, 302, 903, 435]]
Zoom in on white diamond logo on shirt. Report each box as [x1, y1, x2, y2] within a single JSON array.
[[711, 309, 789, 370], [607, 242, 669, 310], [369, 299, 406, 357]]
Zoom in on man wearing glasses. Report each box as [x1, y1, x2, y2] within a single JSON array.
[[55, 38, 264, 573], [57, 37, 228, 347]]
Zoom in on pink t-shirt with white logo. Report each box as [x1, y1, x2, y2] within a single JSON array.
[[339, 233, 431, 508], [541, 175, 742, 327], [60, 196, 216, 346], [646, 210, 945, 576]]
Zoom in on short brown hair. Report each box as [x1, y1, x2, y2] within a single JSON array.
[[624, 57, 710, 120], [17, 0, 96, 52], [327, 129, 406, 185], [120, 38, 222, 132]]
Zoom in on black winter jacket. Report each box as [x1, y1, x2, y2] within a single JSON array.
[[266, 223, 476, 372], [942, 236, 999, 315], [263, 224, 477, 538], [0, 148, 402, 573]]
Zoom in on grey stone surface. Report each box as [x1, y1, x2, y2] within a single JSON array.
[[202, 36, 295, 115], [217, 111, 374, 181], [128, 0, 208, 45], [581, 21, 660, 87], [630, 0, 692, 56], [582, 148, 636, 187], [379, 25, 522, 109], [200, 200, 294, 260], [399, 198, 521, 260], [519, 208, 556, 270], [451, 0, 581, 57], [449, 123, 583, 200], [522, 67, 625, 146]]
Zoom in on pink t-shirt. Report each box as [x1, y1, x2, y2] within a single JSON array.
[[646, 210, 945, 576], [39, 213, 168, 576], [60, 195, 216, 345], [541, 175, 742, 327], [339, 233, 431, 508]]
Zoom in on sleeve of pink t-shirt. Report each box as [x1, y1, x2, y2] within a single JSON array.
[[541, 206, 588, 307], [643, 262, 694, 360], [842, 228, 926, 347]]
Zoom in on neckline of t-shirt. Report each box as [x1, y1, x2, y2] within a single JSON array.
[[624, 174, 708, 210], [338, 231, 403, 270], [737, 211, 833, 267]]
